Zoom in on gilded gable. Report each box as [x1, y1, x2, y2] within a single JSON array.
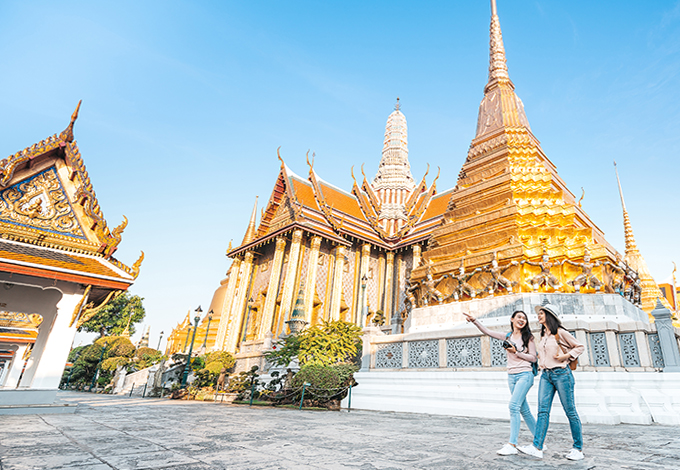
[[0, 166, 86, 239]]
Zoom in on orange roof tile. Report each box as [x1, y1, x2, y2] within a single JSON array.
[[317, 181, 367, 221], [0, 327, 38, 343], [290, 177, 320, 210], [420, 190, 453, 221], [0, 240, 133, 286]]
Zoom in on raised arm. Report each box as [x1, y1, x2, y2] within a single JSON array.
[[463, 312, 505, 341]]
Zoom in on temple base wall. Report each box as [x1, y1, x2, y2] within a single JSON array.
[[346, 292, 680, 424], [341, 370, 680, 425]]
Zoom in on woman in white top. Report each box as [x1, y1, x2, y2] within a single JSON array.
[[464, 310, 537, 455]]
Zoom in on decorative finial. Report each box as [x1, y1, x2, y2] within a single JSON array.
[[60, 100, 82, 143], [277, 146, 284, 167], [395, 97, 401, 111]]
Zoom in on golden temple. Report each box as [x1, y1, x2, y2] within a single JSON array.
[[167, 0, 674, 359], [0, 103, 141, 396]]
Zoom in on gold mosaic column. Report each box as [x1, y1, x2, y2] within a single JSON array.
[[377, 253, 386, 312], [329, 245, 347, 321], [258, 237, 287, 339], [303, 236, 322, 323], [384, 251, 395, 324], [357, 244, 371, 324], [412, 244, 421, 271], [213, 258, 242, 350], [277, 229, 304, 335], [224, 251, 254, 352], [394, 253, 403, 314]]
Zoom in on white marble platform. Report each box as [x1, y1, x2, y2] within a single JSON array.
[[341, 370, 680, 425]]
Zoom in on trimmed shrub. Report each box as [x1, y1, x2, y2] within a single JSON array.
[[101, 357, 130, 372]]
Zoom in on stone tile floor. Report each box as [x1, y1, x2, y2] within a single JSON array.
[[0, 391, 678, 469]]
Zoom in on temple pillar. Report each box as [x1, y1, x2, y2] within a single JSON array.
[[277, 229, 304, 336], [258, 237, 287, 338], [391, 253, 403, 331], [356, 244, 371, 324], [384, 251, 395, 324], [224, 252, 254, 352], [330, 245, 347, 321], [214, 258, 241, 350], [412, 244, 422, 270], [303, 236, 322, 324], [25, 291, 83, 389], [377, 253, 386, 312], [2, 345, 28, 388]]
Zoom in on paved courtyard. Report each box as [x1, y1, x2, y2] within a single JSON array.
[[0, 391, 678, 470]]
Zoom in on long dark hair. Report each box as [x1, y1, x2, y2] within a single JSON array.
[[511, 310, 533, 351], [540, 309, 564, 337]]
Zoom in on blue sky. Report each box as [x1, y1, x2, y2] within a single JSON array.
[[1, 1, 679, 348]]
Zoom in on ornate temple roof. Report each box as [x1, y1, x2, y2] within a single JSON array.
[[229, 138, 449, 257], [0, 103, 141, 302]]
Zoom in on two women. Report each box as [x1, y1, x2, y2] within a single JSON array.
[[518, 303, 585, 461], [465, 303, 586, 461], [463, 310, 537, 455]]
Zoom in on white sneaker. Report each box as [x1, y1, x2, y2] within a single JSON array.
[[565, 449, 584, 461], [517, 445, 543, 459], [496, 443, 518, 455]]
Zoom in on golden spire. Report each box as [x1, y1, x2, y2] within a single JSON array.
[[241, 196, 258, 245], [614, 161, 638, 253], [473, 1, 530, 139], [488, 0, 510, 85], [613, 161, 667, 313]]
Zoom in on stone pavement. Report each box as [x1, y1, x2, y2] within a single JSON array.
[[0, 392, 678, 470]]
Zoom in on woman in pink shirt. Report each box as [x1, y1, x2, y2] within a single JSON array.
[[463, 310, 537, 456], [518, 303, 585, 461]]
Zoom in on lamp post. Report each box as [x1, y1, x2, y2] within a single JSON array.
[[182, 325, 191, 353], [157, 331, 164, 351], [360, 274, 368, 327], [90, 341, 108, 391], [180, 306, 202, 388], [240, 298, 254, 343], [201, 310, 214, 349]]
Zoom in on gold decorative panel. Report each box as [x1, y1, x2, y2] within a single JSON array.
[[0, 166, 85, 239]]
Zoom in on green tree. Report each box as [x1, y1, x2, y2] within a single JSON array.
[[297, 320, 362, 366], [78, 292, 145, 337], [263, 334, 302, 367]]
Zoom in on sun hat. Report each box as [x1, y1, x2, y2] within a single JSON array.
[[534, 303, 561, 320]]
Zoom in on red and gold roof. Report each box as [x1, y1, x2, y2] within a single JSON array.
[[0, 102, 141, 300], [229, 150, 450, 256]]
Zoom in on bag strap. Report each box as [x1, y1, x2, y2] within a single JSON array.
[[505, 332, 511, 339], [554, 329, 571, 358]]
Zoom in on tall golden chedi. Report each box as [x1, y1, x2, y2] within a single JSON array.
[[413, 0, 624, 298]]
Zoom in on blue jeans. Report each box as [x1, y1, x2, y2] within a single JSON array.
[[507, 371, 536, 445], [533, 367, 583, 450]]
